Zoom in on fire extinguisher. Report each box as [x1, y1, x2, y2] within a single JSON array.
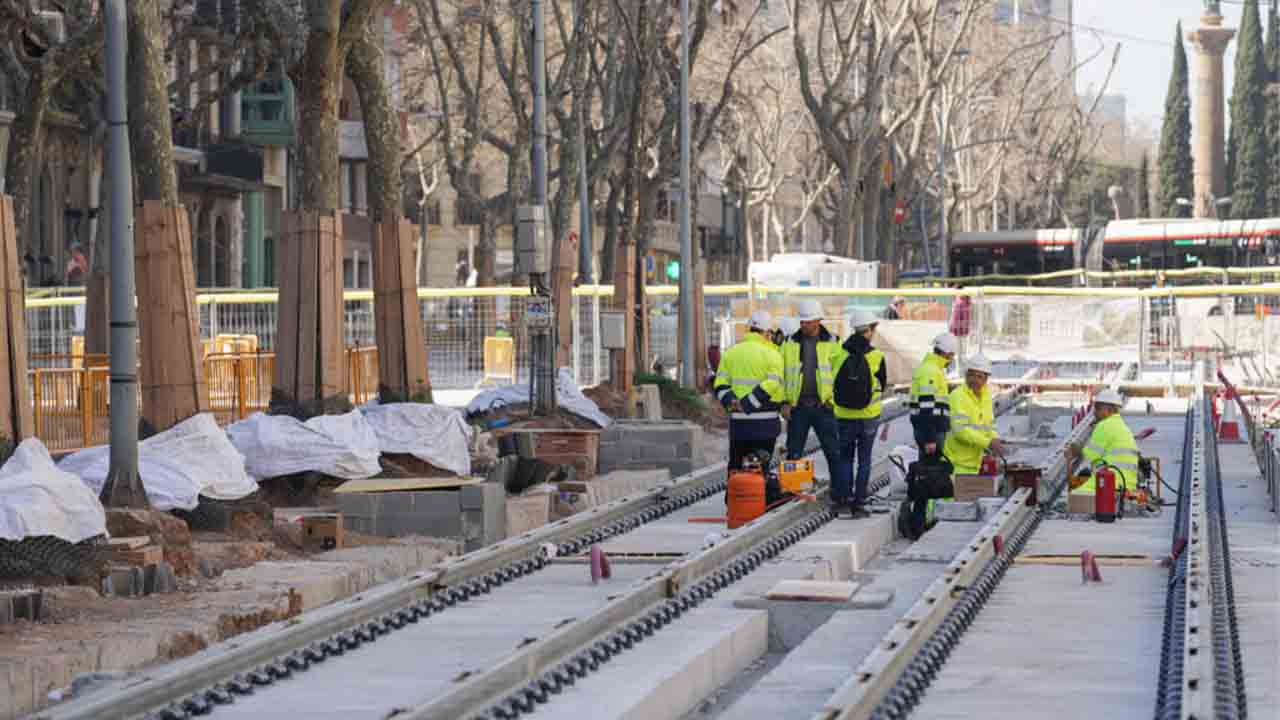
[[1094, 466, 1118, 523], [980, 453, 999, 476]]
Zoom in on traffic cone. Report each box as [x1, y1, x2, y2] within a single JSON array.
[[1218, 394, 1244, 444]]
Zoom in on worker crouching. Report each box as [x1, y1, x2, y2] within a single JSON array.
[[714, 311, 786, 471], [830, 310, 887, 519], [1068, 389, 1139, 496]]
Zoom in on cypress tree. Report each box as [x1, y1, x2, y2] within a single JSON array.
[[1227, 0, 1269, 219], [1137, 153, 1152, 217], [1156, 22, 1194, 217], [1266, 0, 1280, 214]]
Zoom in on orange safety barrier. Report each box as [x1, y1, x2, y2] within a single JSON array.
[[29, 346, 378, 453]]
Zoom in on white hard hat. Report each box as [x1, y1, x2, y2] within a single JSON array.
[[933, 332, 959, 355], [966, 354, 993, 375], [797, 299, 824, 322], [851, 309, 880, 330], [778, 317, 801, 337], [748, 310, 772, 330], [1095, 389, 1125, 407]]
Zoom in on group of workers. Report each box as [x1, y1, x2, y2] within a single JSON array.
[[714, 298, 1141, 520]]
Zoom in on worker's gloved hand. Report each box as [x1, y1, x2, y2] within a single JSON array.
[[780, 404, 792, 420], [729, 399, 742, 413], [987, 438, 1007, 456], [1067, 442, 1083, 459]]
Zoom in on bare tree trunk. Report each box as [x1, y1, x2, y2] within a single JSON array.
[[2, 69, 54, 256], [348, 16, 431, 403], [127, 0, 179, 205], [600, 181, 619, 281]]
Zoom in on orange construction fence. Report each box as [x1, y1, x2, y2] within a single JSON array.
[[30, 346, 379, 453]]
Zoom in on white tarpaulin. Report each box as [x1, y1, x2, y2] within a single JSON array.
[[0, 439, 107, 542], [226, 410, 382, 481], [360, 403, 474, 477], [467, 368, 612, 428], [59, 414, 256, 512]]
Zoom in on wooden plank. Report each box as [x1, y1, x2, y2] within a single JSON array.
[[275, 212, 299, 401], [1, 195, 30, 440], [400, 218, 428, 397], [318, 212, 345, 401], [372, 219, 403, 394], [106, 536, 150, 549], [175, 208, 209, 412], [295, 212, 319, 404], [765, 580, 862, 602], [0, 196, 19, 441], [333, 476, 482, 494]]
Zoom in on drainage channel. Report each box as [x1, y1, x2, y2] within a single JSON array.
[[38, 400, 927, 720]]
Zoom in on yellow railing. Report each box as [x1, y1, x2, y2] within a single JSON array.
[[31, 346, 379, 453]]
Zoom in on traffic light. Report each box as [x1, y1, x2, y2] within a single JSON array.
[[666, 260, 680, 280]]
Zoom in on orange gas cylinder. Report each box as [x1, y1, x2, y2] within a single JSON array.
[[727, 469, 767, 529]]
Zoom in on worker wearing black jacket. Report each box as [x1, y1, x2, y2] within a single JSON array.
[[831, 310, 888, 517]]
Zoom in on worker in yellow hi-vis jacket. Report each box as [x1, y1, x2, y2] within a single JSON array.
[[714, 311, 785, 470]]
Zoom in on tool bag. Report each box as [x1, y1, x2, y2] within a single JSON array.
[[897, 452, 955, 541]]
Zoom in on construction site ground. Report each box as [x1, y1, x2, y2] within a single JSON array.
[[0, 417, 730, 720]]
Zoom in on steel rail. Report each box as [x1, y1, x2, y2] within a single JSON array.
[[813, 408, 1095, 720]]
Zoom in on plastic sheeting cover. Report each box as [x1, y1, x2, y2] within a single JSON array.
[[467, 367, 612, 428], [58, 414, 257, 512], [0, 439, 108, 542], [225, 410, 382, 481], [360, 403, 474, 477]]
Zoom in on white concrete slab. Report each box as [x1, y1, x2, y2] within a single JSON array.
[[529, 609, 768, 720]]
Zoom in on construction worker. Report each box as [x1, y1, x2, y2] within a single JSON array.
[[779, 301, 840, 468], [776, 317, 801, 349], [1068, 389, 1139, 494], [830, 310, 887, 518], [943, 354, 1006, 474], [883, 296, 907, 320], [714, 310, 785, 470], [909, 332, 958, 455]]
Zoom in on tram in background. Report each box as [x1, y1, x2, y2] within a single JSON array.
[[951, 218, 1280, 281]]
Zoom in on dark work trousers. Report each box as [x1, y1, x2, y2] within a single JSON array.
[[728, 428, 777, 471], [785, 402, 842, 482], [837, 417, 881, 507]]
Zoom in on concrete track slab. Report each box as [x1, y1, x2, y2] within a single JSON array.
[[1218, 441, 1280, 711], [528, 609, 768, 720], [210, 563, 659, 720]]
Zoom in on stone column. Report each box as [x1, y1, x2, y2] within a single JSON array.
[[1187, 12, 1235, 219]]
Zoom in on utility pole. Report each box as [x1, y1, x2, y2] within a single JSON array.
[[101, 0, 143, 507], [525, 0, 555, 414], [677, 0, 696, 388], [576, 0, 592, 285]]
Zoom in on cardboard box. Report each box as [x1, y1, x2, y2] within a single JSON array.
[[302, 513, 344, 552], [109, 544, 163, 567], [953, 474, 1002, 502], [1068, 492, 1095, 515]]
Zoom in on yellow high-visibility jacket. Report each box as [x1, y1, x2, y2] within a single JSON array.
[[1077, 414, 1140, 494], [831, 335, 886, 420], [943, 383, 997, 474], [780, 327, 839, 406], [714, 332, 785, 438], [909, 352, 951, 435]]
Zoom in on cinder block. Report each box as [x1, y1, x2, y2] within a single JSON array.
[[934, 500, 980, 521], [977, 497, 1008, 519]]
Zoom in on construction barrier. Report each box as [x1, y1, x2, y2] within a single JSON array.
[[30, 347, 378, 453]]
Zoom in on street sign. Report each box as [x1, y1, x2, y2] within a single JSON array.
[[526, 297, 553, 328]]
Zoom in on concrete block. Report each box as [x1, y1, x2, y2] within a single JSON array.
[[977, 497, 1008, 519], [766, 580, 861, 602], [934, 500, 981, 522]]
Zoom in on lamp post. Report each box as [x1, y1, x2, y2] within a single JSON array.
[[677, 0, 695, 388]]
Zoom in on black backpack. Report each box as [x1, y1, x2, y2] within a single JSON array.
[[897, 452, 955, 541], [833, 352, 873, 409]]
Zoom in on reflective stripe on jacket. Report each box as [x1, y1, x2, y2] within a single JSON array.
[[713, 332, 785, 436], [781, 326, 839, 405], [1077, 413, 1140, 494], [910, 352, 952, 434], [943, 383, 997, 474], [833, 348, 886, 420]]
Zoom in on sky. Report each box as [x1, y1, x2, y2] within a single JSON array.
[[1073, 0, 1257, 136]]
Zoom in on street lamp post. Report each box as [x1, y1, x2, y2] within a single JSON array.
[[677, 0, 695, 388]]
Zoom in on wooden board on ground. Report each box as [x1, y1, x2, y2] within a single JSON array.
[[106, 536, 150, 550], [765, 580, 863, 602], [333, 476, 483, 494]]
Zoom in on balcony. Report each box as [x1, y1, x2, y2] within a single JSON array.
[[241, 72, 295, 147]]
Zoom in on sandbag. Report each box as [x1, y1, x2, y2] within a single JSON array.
[[225, 410, 382, 481], [0, 439, 107, 542], [360, 403, 473, 477], [60, 414, 256, 512]]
